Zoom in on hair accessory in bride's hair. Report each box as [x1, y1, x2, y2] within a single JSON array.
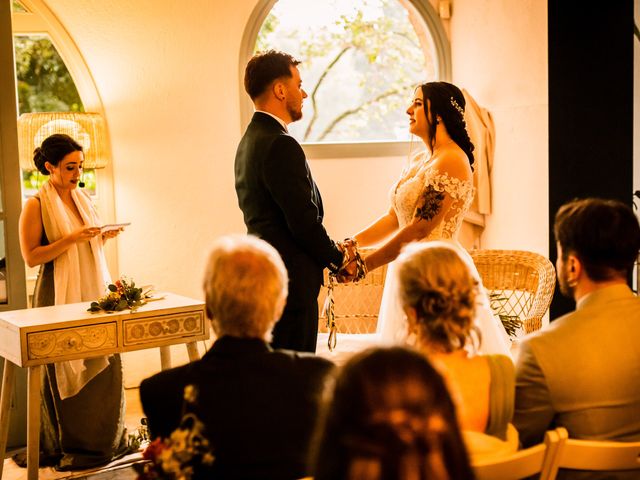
[[450, 97, 464, 117]]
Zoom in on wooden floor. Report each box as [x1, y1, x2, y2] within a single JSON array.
[[2, 387, 145, 480]]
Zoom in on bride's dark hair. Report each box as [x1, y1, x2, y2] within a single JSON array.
[[420, 81, 475, 171]]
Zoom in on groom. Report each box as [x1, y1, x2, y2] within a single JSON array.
[[234, 50, 346, 353]]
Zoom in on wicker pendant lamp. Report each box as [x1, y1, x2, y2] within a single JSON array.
[[17, 112, 109, 171]]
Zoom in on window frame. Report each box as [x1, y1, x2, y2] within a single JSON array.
[[0, 1, 27, 310], [238, 0, 451, 158]]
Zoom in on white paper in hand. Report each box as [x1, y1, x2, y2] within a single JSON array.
[[100, 222, 131, 233]]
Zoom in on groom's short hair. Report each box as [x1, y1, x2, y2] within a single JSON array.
[[554, 198, 640, 281], [244, 50, 300, 100]]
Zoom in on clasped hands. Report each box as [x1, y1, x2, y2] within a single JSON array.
[[335, 238, 367, 283]]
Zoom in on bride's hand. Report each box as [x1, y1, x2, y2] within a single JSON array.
[[336, 260, 357, 283], [338, 238, 357, 265]]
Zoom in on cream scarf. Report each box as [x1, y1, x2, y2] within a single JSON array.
[[40, 181, 112, 399]]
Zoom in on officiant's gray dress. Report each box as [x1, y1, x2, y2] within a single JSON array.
[[32, 205, 127, 470]]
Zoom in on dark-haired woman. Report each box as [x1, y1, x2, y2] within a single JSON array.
[[313, 346, 476, 480], [18, 133, 127, 470], [395, 242, 516, 459], [345, 82, 509, 355]]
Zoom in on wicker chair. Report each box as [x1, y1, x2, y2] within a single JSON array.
[[317, 248, 388, 335], [469, 249, 556, 334]]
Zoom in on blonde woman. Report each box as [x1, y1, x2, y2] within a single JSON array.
[[396, 241, 516, 454]]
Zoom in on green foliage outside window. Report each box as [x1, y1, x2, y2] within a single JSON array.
[[11, 1, 27, 13], [256, 0, 435, 143], [14, 36, 83, 114], [14, 35, 97, 196]]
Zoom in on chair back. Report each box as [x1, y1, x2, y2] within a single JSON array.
[[318, 248, 388, 334], [469, 249, 556, 333], [549, 427, 640, 474], [472, 428, 563, 480]]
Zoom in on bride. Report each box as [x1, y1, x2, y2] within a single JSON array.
[[343, 81, 510, 356]]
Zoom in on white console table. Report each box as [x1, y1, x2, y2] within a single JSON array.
[[0, 292, 208, 479]]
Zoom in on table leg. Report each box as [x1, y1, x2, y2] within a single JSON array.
[[159, 346, 171, 370], [0, 359, 16, 478], [26, 366, 41, 480], [186, 342, 200, 362]]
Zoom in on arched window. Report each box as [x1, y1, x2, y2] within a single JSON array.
[[11, 0, 107, 196], [13, 34, 99, 196], [240, 0, 450, 158], [10, 0, 117, 291]]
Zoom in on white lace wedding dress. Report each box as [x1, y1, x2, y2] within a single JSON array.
[[376, 151, 511, 356]]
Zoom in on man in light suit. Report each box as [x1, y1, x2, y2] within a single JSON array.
[[514, 198, 640, 479], [234, 50, 346, 352], [140, 235, 334, 479]]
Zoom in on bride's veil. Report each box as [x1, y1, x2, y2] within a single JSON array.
[[376, 240, 512, 358]]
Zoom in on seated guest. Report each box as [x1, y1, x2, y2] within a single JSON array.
[[395, 241, 515, 444], [515, 198, 640, 478], [140, 234, 335, 480], [313, 347, 475, 480]]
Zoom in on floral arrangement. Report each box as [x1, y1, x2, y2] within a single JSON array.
[[134, 386, 215, 480], [88, 277, 147, 313]]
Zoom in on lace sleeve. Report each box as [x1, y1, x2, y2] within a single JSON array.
[[391, 163, 474, 232], [426, 172, 474, 200], [414, 170, 475, 240]]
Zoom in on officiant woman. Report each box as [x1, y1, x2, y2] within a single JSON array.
[[18, 133, 128, 470]]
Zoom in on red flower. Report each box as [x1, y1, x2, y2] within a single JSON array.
[[142, 437, 166, 461]]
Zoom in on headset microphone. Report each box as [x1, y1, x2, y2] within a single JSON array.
[[78, 181, 85, 188]]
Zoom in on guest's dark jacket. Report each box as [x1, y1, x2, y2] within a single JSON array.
[[140, 336, 335, 480]]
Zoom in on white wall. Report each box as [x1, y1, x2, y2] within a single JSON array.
[[46, 0, 254, 299], [451, 0, 548, 255]]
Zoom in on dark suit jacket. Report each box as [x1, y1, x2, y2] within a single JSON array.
[[140, 336, 335, 480], [234, 112, 342, 306]]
